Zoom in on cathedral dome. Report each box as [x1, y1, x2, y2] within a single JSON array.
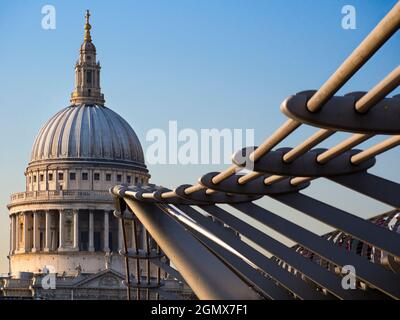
[[30, 104, 146, 168]]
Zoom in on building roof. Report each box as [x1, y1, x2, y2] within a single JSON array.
[[29, 104, 146, 169]]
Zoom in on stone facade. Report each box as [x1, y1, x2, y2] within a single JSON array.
[[1, 269, 194, 300]]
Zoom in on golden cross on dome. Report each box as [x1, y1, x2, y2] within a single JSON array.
[[84, 10, 92, 42], [85, 10, 90, 24]]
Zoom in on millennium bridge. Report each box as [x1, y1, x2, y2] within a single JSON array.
[[111, 2, 400, 300]]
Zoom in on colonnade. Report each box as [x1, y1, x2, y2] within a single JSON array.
[[9, 210, 145, 254]]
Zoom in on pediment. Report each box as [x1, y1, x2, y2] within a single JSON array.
[[74, 269, 125, 289]]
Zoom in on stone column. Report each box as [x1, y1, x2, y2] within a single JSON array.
[[89, 210, 94, 252], [58, 210, 64, 250], [103, 211, 109, 252], [23, 212, 30, 252], [118, 219, 123, 250], [16, 214, 20, 252], [73, 209, 79, 251], [10, 215, 16, 254], [32, 211, 40, 252], [44, 210, 51, 252]]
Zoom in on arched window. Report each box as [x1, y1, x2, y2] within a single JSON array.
[[87, 70, 92, 84]]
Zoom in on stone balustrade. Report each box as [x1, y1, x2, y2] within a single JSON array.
[[9, 190, 112, 205]]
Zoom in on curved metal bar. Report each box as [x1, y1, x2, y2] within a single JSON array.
[[283, 129, 336, 163], [231, 202, 400, 299], [127, 188, 208, 205], [190, 231, 292, 300], [175, 184, 261, 203], [172, 205, 328, 300], [233, 147, 376, 177], [351, 135, 400, 164], [133, 190, 163, 202], [270, 193, 400, 258], [263, 175, 287, 185], [290, 176, 313, 186], [249, 119, 301, 162], [317, 134, 373, 164], [209, 119, 302, 187], [183, 183, 207, 195], [197, 205, 379, 300], [282, 93, 400, 134], [211, 165, 239, 185], [200, 172, 309, 195], [329, 171, 400, 208], [164, 205, 294, 300], [355, 66, 400, 113], [153, 189, 208, 205]]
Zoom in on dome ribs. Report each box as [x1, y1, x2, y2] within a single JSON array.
[[28, 105, 147, 170]]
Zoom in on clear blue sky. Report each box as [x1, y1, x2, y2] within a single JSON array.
[[0, 0, 399, 272]]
